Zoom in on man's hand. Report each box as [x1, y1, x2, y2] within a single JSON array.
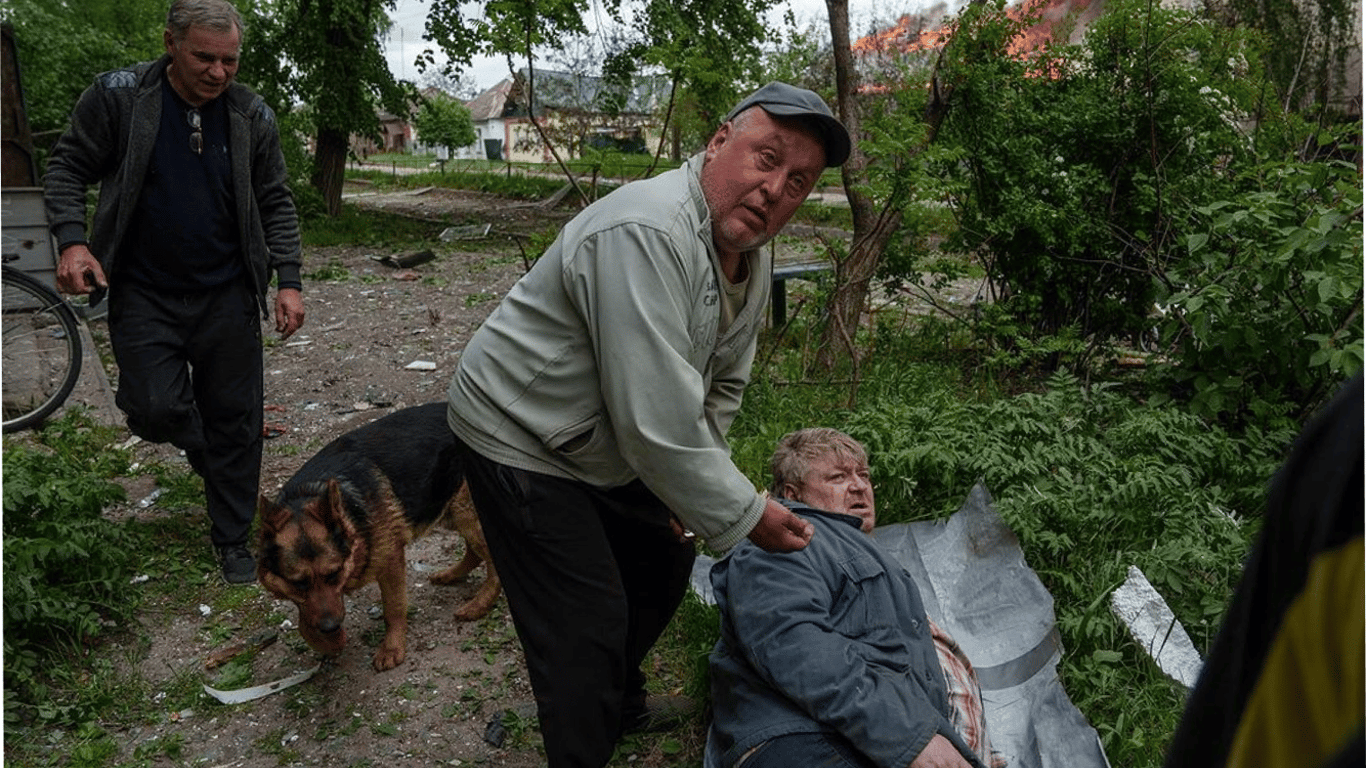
[[909, 734, 974, 768], [56, 244, 106, 296], [275, 288, 304, 339], [746, 497, 814, 552]]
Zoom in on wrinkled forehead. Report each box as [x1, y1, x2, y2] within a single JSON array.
[[803, 448, 869, 477]]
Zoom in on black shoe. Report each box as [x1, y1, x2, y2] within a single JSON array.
[[217, 544, 257, 585], [622, 694, 696, 734]]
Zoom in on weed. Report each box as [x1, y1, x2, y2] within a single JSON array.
[[3, 412, 143, 730], [304, 259, 351, 282], [143, 460, 205, 510], [370, 711, 408, 737], [209, 657, 253, 691], [252, 727, 302, 762], [130, 732, 185, 763]]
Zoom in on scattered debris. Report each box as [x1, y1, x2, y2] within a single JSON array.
[[439, 223, 491, 242], [1110, 565, 1204, 689], [138, 488, 164, 508], [198, 604, 212, 617], [404, 360, 437, 371], [205, 628, 280, 670], [371, 249, 435, 269], [202, 664, 321, 705]]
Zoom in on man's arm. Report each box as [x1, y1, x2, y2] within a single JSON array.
[[567, 224, 781, 550], [45, 78, 119, 294], [910, 735, 975, 768], [746, 497, 813, 552], [249, 98, 304, 337]]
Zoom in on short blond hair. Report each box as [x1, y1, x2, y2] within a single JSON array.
[[768, 428, 868, 496]]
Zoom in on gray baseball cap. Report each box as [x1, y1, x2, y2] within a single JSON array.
[[724, 82, 851, 167]]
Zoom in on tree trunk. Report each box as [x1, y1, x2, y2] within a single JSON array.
[[816, 0, 904, 372], [815, 0, 974, 373], [313, 127, 348, 217]]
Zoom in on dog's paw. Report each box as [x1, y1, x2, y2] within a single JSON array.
[[371, 644, 406, 671], [452, 596, 497, 622], [428, 567, 470, 586]]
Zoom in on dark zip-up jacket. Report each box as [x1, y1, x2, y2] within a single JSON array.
[[43, 55, 301, 315], [708, 501, 987, 768]]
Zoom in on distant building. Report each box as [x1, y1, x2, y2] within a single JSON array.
[[464, 69, 669, 164], [350, 110, 412, 157], [463, 78, 513, 161]]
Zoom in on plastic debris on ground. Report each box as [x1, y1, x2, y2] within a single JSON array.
[[1109, 564, 1203, 689]]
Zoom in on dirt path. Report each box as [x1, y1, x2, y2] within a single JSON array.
[[82, 189, 569, 768]]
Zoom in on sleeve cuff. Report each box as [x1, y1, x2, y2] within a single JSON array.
[[274, 262, 302, 289], [703, 492, 767, 553], [53, 222, 88, 254]]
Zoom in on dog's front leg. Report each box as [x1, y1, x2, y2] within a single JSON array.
[[371, 549, 409, 671]]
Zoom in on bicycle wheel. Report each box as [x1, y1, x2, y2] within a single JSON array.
[[2, 266, 83, 432]]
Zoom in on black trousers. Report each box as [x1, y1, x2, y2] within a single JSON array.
[[108, 279, 263, 547], [456, 442, 697, 768]]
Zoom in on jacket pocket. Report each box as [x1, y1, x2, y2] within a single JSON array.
[[834, 552, 904, 638], [546, 412, 601, 455]]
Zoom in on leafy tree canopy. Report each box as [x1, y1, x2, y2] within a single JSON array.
[[413, 93, 476, 153], [418, 0, 780, 155], [245, 0, 417, 215], [3, 0, 165, 136]]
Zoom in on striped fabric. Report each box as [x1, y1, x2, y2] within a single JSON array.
[[930, 618, 1008, 768]]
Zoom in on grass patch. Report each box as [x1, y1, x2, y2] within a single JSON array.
[[301, 205, 448, 249]]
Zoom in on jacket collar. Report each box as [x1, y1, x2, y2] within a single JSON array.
[[776, 498, 866, 531]]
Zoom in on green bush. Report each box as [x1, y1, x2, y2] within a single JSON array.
[[928, 0, 1274, 365], [3, 412, 139, 728], [1156, 150, 1363, 422]]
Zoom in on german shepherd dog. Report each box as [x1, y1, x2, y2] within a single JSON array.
[[256, 403, 500, 671]]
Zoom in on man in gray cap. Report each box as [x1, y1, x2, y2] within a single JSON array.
[[446, 81, 850, 767]]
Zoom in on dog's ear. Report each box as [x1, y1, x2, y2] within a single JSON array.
[[258, 493, 291, 533], [319, 479, 363, 539]]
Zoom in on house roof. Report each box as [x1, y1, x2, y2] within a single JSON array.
[[503, 69, 670, 118], [465, 79, 513, 122]]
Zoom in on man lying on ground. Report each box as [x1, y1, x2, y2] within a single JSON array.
[[708, 427, 1004, 768]]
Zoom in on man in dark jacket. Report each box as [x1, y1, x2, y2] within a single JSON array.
[[709, 428, 997, 768], [43, 0, 304, 584], [1162, 376, 1362, 768]]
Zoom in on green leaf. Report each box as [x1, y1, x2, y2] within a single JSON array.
[[1091, 649, 1123, 664]]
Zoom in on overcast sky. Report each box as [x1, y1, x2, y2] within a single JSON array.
[[382, 0, 927, 93]]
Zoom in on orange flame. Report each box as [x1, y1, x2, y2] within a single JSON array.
[[852, 0, 1096, 62]]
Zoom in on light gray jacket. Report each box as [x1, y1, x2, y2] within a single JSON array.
[[447, 153, 769, 551], [43, 55, 302, 313]]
